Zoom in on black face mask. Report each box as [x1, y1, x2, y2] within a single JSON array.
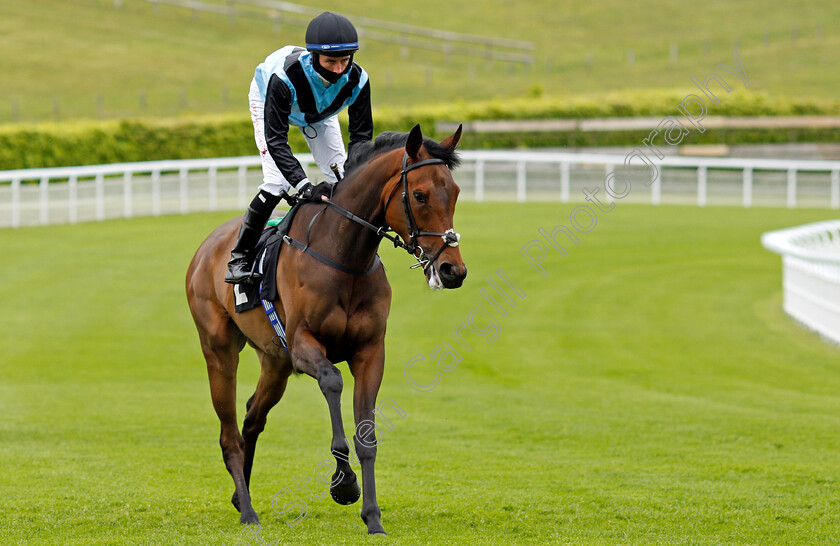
[[312, 53, 353, 84]]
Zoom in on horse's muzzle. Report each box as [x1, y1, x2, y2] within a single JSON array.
[[437, 262, 467, 289]]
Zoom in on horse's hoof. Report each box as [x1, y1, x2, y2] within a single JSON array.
[[367, 523, 387, 536], [240, 510, 260, 525], [361, 507, 385, 534], [231, 491, 241, 512], [330, 472, 361, 505]]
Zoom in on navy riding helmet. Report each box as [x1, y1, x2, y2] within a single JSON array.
[[305, 12, 359, 83]]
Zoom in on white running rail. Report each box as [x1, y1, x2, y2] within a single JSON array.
[[762, 220, 840, 345], [2, 151, 839, 228]]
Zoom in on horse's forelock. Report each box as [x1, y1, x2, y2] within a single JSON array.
[[420, 139, 461, 171]]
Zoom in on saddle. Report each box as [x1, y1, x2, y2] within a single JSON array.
[[233, 200, 303, 314]]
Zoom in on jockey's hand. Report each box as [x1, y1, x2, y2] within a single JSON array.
[[298, 181, 332, 202], [279, 190, 298, 207]]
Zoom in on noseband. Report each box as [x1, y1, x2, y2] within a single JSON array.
[[285, 151, 461, 275]]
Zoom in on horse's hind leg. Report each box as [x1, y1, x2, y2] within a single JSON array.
[[238, 348, 294, 505], [195, 307, 258, 524]]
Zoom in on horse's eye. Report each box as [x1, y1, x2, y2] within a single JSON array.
[[413, 191, 426, 204]]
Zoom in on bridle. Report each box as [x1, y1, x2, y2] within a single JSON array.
[[283, 151, 461, 275], [383, 152, 461, 270]]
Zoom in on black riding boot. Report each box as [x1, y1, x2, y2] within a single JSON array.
[[225, 190, 282, 284]]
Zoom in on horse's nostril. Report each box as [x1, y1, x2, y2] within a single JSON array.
[[439, 263, 455, 279], [437, 263, 465, 288]]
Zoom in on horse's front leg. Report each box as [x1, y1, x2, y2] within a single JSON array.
[[349, 340, 387, 536], [290, 331, 361, 506]]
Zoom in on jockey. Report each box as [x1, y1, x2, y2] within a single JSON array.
[[225, 11, 373, 284]]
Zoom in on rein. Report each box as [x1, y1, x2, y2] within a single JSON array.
[[283, 151, 461, 275]]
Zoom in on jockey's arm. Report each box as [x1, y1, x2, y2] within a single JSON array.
[[347, 80, 373, 162], [265, 74, 309, 192]]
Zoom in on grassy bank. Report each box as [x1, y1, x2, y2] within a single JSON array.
[[1, 0, 839, 122]]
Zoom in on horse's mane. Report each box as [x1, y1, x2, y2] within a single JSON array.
[[345, 131, 461, 175]]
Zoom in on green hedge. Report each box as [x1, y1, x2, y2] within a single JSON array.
[[381, 89, 840, 124], [0, 116, 271, 170], [3, 90, 840, 170]]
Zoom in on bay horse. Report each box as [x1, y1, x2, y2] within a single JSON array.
[[185, 124, 466, 535]]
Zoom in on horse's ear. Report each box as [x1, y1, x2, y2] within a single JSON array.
[[406, 124, 423, 160], [439, 124, 462, 151]]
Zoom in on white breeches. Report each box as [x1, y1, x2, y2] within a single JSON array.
[[248, 78, 347, 196]]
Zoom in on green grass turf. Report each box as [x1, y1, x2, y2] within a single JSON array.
[[1, 0, 838, 122], [1, 202, 840, 544]]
